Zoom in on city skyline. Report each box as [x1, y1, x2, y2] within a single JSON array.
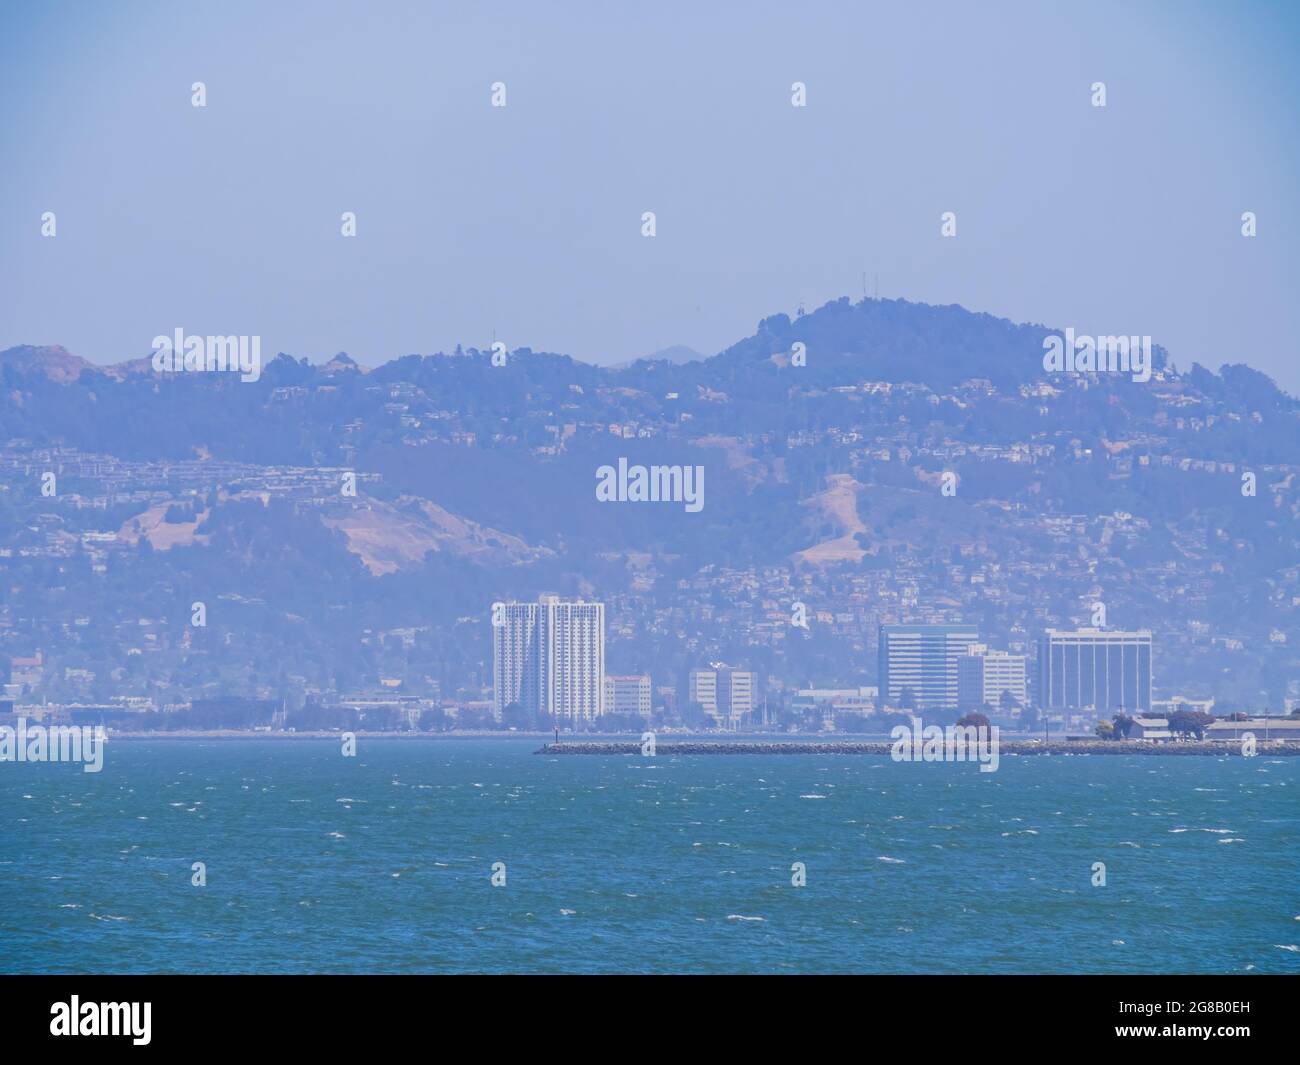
[[6, 282, 1295, 722], [15, 578, 1289, 733], [3, 0, 1299, 993]]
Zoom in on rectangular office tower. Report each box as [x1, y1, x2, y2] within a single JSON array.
[[957, 645, 1028, 710], [1038, 628, 1153, 714], [603, 674, 651, 717], [878, 624, 979, 711], [688, 664, 757, 727], [493, 597, 605, 724]]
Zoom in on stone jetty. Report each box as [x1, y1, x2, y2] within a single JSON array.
[[537, 740, 1298, 757]]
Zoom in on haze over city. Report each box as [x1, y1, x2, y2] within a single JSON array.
[[3, 0, 1299, 1005], [2, 0, 1299, 390]]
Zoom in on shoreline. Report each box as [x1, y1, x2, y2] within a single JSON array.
[[18, 731, 1296, 756]]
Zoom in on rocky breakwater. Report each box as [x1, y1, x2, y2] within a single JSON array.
[[537, 740, 1300, 756]]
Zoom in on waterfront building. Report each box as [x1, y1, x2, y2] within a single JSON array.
[[1038, 628, 1153, 714], [1129, 716, 1171, 740], [493, 597, 605, 723], [689, 664, 757, 728], [1204, 719, 1300, 743], [878, 624, 979, 711], [957, 645, 1028, 710], [603, 674, 651, 717]]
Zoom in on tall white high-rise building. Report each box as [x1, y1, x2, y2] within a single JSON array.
[[493, 602, 542, 719], [493, 597, 605, 724]]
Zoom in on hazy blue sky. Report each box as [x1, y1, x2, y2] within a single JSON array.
[[2, 0, 1298, 389]]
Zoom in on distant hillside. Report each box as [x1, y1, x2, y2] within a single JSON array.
[[0, 344, 91, 383], [609, 344, 708, 370]]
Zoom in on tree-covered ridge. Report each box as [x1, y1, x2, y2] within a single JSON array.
[[1, 296, 1296, 712]]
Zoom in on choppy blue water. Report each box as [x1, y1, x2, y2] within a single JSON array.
[[2, 738, 1297, 973]]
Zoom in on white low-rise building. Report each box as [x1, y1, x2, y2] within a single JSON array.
[[1129, 716, 1171, 740], [1205, 719, 1300, 743]]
